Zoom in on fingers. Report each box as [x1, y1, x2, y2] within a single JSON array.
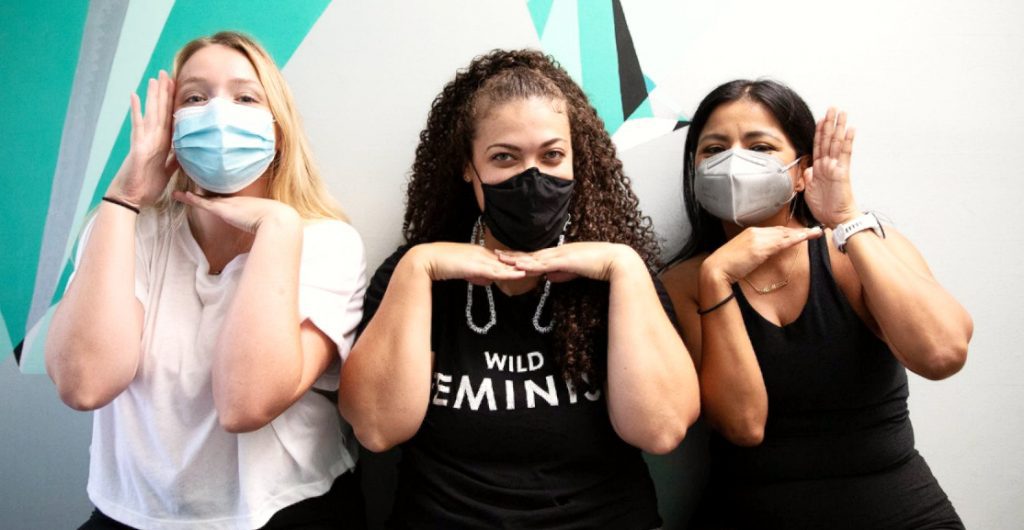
[[157, 70, 174, 131], [129, 93, 142, 139], [144, 78, 158, 128], [777, 226, 823, 249], [819, 107, 836, 162], [840, 126, 855, 168], [829, 110, 847, 160], [469, 260, 526, 281], [813, 113, 825, 162]]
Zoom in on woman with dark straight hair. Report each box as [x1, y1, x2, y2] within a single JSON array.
[[662, 79, 972, 528]]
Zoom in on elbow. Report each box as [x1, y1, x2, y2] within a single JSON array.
[[712, 409, 764, 446], [218, 409, 273, 434], [641, 424, 689, 455], [722, 422, 765, 447], [341, 406, 412, 453], [55, 384, 115, 412], [354, 426, 400, 453], [47, 356, 119, 411], [216, 401, 277, 434], [914, 344, 968, 381]]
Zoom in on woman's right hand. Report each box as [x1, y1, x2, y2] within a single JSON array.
[[107, 70, 177, 207], [407, 242, 526, 285], [702, 225, 823, 285]]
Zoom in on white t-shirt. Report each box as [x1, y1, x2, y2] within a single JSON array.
[[74, 207, 366, 529]]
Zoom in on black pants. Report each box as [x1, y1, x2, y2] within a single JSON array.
[[79, 469, 366, 529]]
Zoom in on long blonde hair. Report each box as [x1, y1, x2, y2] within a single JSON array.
[[159, 31, 345, 221]]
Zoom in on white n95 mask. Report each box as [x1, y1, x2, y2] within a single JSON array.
[[172, 98, 276, 194], [694, 148, 801, 226]]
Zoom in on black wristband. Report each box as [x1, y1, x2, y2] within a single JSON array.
[[102, 196, 141, 215], [697, 291, 736, 316]]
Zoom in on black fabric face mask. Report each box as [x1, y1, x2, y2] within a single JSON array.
[[479, 166, 575, 251]]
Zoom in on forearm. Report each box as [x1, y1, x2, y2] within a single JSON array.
[[697, 270, 768, 446], [45, 201, 143, 410], [339, 247, 434, 452], [844, 231, 971, 378], [605, 251, 699, 454], [212, 213, 305, 429]]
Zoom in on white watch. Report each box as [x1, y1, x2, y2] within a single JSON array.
[[832, 212, 885, 253]]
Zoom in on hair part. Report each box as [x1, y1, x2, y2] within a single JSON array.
[[403, 49, 658, 385], [671, 78, 819, 265], [158, 31, 345, 221]]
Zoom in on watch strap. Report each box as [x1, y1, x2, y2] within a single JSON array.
[[833, 212, 885, 253]]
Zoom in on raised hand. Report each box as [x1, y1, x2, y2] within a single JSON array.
[[803, 107, 859, 228], [495, 242, 644, 283], [702, 225, 823, 285], [108, 71, 178, 207]]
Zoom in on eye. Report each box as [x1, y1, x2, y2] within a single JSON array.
[[543, 150, 565, 161], [182, 93, 207, 105], [236, 94, 260, 104], [490, 152, 515, 162], [750, 143, 776, 153], [700, 145, 725, 155]]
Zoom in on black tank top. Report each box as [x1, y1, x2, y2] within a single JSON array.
[[697, 237, 963, 529], [716, 235, 914, 482]]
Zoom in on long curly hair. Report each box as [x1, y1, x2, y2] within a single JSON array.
[[403, 49, 658, 384]]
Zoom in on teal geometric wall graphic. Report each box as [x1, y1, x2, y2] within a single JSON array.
[[528, 0, 555, 38], [526, 0, 688, 150], [627, 96, 654, 121], [0, 0, 90, 370], [578, 0, 623, 132], [644, 74, 656, 93]]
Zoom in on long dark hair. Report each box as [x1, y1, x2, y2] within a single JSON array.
[[672, 79, 819, 264], [403, 49, 658, 384]]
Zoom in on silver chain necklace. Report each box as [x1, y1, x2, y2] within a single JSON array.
[[465, 217, 564, 335]]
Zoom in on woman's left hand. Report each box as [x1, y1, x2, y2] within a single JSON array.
[[495, 242, 644, 283], [803, 107, 861, 228], [173, 191, 300, 233]]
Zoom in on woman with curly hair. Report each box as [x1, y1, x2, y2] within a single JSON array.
[[339, 49, 699, 528]]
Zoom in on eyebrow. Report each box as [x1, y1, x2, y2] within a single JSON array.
[[177, 76, 263, 90], [486, 138, 567, 151], [699, 130, 784, 144]]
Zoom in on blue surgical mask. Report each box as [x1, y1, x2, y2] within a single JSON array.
[[172, 98, 276, 194]]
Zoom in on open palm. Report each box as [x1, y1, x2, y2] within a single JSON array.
[[803, 107, 860, 228]]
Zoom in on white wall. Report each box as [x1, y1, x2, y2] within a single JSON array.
[[287, 1, 1024, 527]]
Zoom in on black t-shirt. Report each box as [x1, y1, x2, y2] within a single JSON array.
[[360, 246, 663, 530]]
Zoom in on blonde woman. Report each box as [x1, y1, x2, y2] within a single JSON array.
[[45, 32, 366, 529]]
